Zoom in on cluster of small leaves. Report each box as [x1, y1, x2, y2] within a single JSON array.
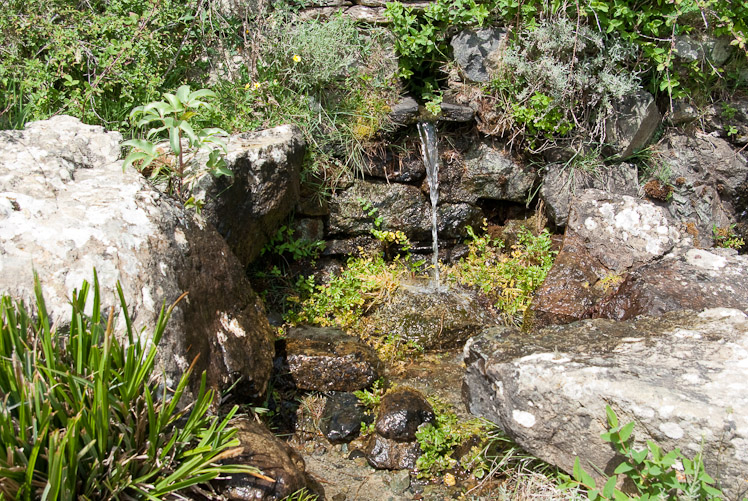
[[560, 406, 724, 500], [123, 85, 232, 209], [447, 225, 555, 325], [0, 0, 204, 129], [285, 251, 414, 330], [261, 225, 326, 263], [385, 0, 494, 97], [713, 224, 745, 250], [0, 272, 257, 499], [415, 398, 489, 480], [491, 16, 639, 151]]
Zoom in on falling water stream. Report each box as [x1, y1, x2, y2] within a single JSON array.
[[417, 122, 440, 289]]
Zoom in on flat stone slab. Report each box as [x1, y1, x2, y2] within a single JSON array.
[[463, 308, 748, 497]]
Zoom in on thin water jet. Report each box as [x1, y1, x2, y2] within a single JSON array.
[[417, 121, 441, 289]]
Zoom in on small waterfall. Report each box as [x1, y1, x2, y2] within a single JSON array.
[[417, 122, 440, 289]]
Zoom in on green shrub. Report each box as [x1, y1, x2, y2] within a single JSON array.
[[415, 398, 489, 480], [447, 225, 555, 325], [490, 16, 639, 151], [0, 0, 204, 130], [560, 406, 724, 500], [0, 272, 258, 499], [385, 0, 494, 96]]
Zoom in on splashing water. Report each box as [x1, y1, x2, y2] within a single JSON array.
[[418, 122, 440, 289]]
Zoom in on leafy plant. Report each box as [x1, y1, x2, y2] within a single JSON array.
[[447, 224, 555, 325], [0, 271, 260, 499], [560, 406, 724, 500], [261, 225, 326, 263], [354, 378, 387, 410], [385, 0, 494, 96], [0, 0, 207, 129], [415, 397, 489, 480], [489, 16, 639, 151], [122, 85, 232, 206], [713, 224, 745, 249]]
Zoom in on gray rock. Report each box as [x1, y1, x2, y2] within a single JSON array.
[[540, 163, 639, 227], [0, 116, 274, 399], [198, 125, 304, 266], [463, 308, 748, 498], [364, 435, 421, 470], [450, 28, 507, 83], [530, 189, 680, 326], [566, 189, 680, 271], [673, 35, 734, 66], [441, 141, 537, 204], [217, 418, 319, 500], [389, 96, 420, 126], [375, 387, 435, 442], [360, 281, 499, 350], [436, 203, 483, 240], [362, 148, 426, 183], [275, 326, 382, 392], [657, 132, 748, 244], [595, 247, 748, 320], [605, 90, 661, 159], [437, 102, 475, 122], [328, 180, 431, 239]]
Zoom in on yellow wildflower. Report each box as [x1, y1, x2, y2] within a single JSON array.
[[253, 82, 261, 90], [292, 54, 301, 63], [244, 82, 250, 90]]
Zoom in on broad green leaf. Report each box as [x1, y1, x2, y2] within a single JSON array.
[[618, 421, 635, 442], [602, 475, 617, 498], [605, 405, 619, 428]]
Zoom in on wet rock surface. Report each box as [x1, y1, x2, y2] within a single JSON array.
[[275, 326, 382, 391], [594, 247, 748, 320], [328, 180, 431, 239], [463, 308, 748, 498], [321, 392, 373, 445], [375, 387, 435, 442], [198, 125, 305, 266], [364, 435, 422, 470], [0, 116, 274, 400], [360, 281, 500, 350], [217, 418, 320, 500], [440, 141, 537, 204]]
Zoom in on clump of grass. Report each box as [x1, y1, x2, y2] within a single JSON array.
[[0, 271, 260, 499], [446, 224, 556, 325]]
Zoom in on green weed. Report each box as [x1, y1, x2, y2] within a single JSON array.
[[0, 271, 259, 499], [560, 406, 724, 500], [447, 224, 555, 325]]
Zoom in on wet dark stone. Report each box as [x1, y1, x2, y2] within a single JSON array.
[[364, 434, 421, 470], [215, 418, 321, 500], [275, 326, 382, 392], [375, 387, 434, 442], [321, 392, 373, 445]]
